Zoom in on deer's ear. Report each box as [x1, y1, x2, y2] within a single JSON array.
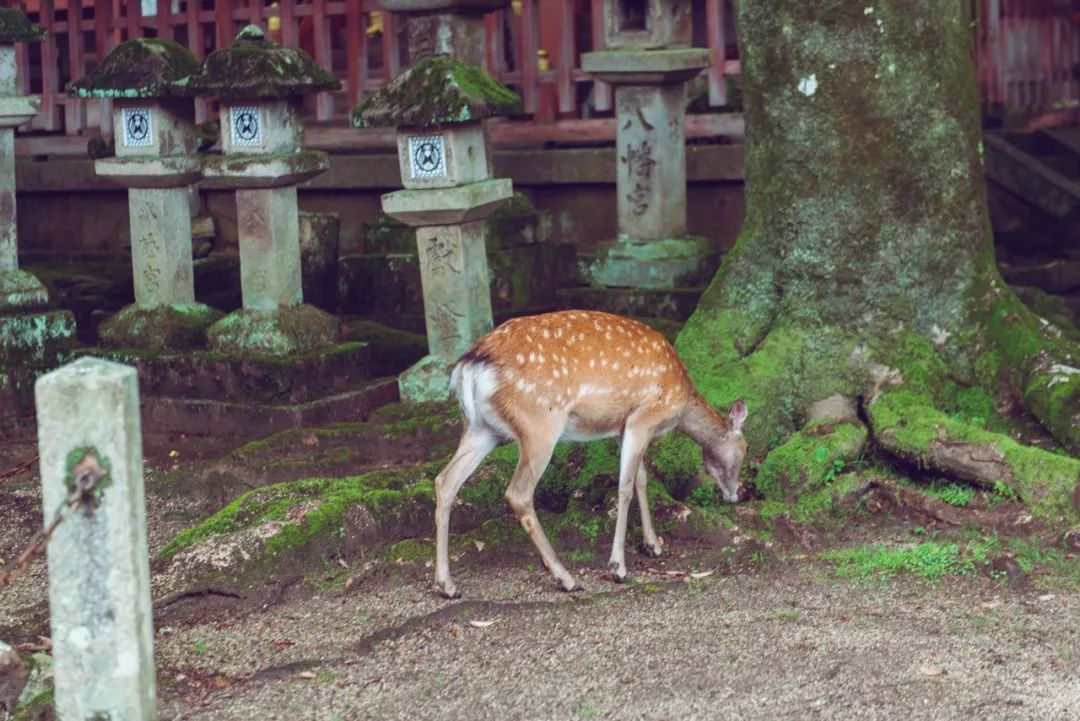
[[728, 399, 747, 432]]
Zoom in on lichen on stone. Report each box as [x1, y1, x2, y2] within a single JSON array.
[[66, 38, 200, 98], [352, 55, 521, 128]]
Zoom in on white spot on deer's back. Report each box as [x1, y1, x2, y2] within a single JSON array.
[[516, 353, 526, 364]]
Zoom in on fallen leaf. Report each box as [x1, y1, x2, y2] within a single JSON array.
[[168, 450, 179, 458], [663, 570, 687, 578], [474, 540, 486, 552], [299, 671, 317, 680], [1038, 593, 1056, 602], [919, 664, 944, 677], [689, 570, 715, 580], [271, 640, 294, 651], [301, 435, 319, 447], [468, 620, 497, 628], [337, 558, 349, 569]]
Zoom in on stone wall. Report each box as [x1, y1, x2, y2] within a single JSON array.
[[14, 144, 746, 258]]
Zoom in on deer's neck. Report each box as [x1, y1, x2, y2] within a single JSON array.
[[678, 393, 730, 448]]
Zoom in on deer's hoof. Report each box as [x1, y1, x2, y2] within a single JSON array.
[[436, 581, 461, 600], [609, 561, 628, 584], [557, 576, 584, 593], [638, 542, 663, 559]]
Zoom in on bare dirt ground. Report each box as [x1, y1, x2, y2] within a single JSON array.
[[2, 430, 1080, 721]]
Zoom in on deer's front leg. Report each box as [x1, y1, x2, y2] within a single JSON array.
[[434, 425, 497, 599], [635, 461, 662, 558], [609, 425, 651, 582]]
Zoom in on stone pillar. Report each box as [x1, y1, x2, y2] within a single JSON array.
[[0, 21, 48, 309], [581, 0, 714, 290], [128, 187, 197, 306], [416, 221, 495, 363], [35, 357, 156, 721], [615, 83, 687, 241], [236, 187, 303, 311]]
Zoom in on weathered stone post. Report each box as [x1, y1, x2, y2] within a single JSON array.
[[35, 357, 155, 720], [0, 9, 76, 426], [354, 57, 521, 401], [0, 9, 45, 304], [178, 25, 342, 356], [67, 38, 222, 351], [581, 0, 713, 288], [379, 0, 507, 67]]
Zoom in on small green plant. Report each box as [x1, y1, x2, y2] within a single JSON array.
[[193, 641, 208, 655], [987, 481, 1021, 507], [822, 542, 974, 584], [565, 549, 594, 563], [774, 607, 801, 621], [688, 484, 721, 508], [924, 482, 976, 507], [822, 458, 845, 484]]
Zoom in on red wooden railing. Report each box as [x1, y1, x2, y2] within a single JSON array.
[[974, 0, 1080, 124], [3, 0, 742, 137], [6, 1, 1076, 140]]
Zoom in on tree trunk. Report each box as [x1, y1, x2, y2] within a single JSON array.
[[676, 0, 1080, 524]]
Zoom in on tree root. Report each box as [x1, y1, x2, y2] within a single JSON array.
[[867, 390, 1080, 527], [755, 418, 868, 500]]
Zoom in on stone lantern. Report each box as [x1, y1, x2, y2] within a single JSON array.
[[581, 0, 713, 289], [67, 38, 222, 350], [354, 56, 520, 401], [378, 0, 507, 67], [0, 8, 48, 311], [177, 25, 341, 356], [0, 8, 76, 425]]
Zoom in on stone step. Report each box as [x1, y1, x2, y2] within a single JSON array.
[[78, 341, 372, 405], [142, 376, 400, 438]]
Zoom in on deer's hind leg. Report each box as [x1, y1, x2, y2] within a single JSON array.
[[505, 429, 581, 592], [635, 461, 662, 558], [434, 424, 498, 599]]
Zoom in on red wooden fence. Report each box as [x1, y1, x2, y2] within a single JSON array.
[[2, 0, 741, 137], [975, 0, 1080, 124], [5, 0, 1077, 140]]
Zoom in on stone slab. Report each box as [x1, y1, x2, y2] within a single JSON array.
[[80, 340, 369, 405], [142, 376, 399, 438], [0, 269, 49, 312], [98, 302, 223, 352], [200, 150, 329, 188], [381, 178, 513, 226], [207, 304, 340, 357], [581, 48, 711, 86], [581, 236, 719, 289], [94, 155, 201, 188], [0, 95, 39, 127]]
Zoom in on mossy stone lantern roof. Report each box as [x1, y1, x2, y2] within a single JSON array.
[[352, 55, 521, 128], [175, 25, 340, 99], [66, 38, 199, 98], [0, 8, 46, 43]]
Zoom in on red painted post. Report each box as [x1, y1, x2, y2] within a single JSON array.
[[589, 0, 610, 112], [37, 0, 60, 131], [280, 0, 298, 49], [345, 0, 361, 104], [215, 0, 232, 50], [126, 0, 142, 41], [155, 0, 172, 39], [555, 0, 573, 114], [706, 0, 726, 106], [519, 0, 538, 114], [311, 0, 333, 120], [381, 10, 399, 82], [94, 0, 114, 134], [66, 0, 88, 132]]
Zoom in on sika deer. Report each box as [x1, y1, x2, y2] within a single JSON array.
[[434, 310, 747, 598]]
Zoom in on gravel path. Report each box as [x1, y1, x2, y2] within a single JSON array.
[[154, 558, 1080, 721]]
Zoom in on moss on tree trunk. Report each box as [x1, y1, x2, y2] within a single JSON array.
[[677, 0, 1080, 526]]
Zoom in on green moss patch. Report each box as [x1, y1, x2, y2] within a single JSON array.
[[353, 55, 521, 128], [822, 542, 974, 584], [66, 38, 199, 97], [869, 390, 1080, 525], [755, 420, 868, 500], [99, 303, 223, 352]]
